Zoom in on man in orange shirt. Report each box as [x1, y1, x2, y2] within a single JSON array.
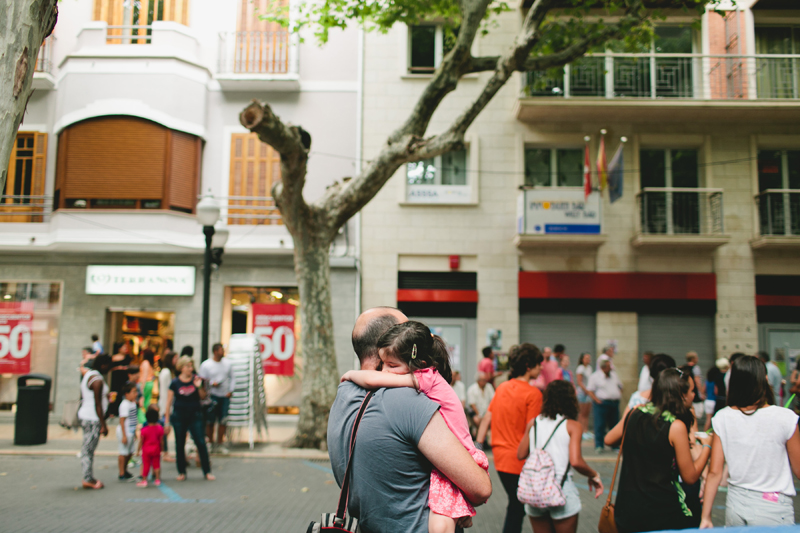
[[477, 343, 543, 533]]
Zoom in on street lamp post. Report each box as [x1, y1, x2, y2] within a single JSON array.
[[197, 194, 222, 363]]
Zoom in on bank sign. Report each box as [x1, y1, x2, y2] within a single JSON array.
[[517, 189, 601, 235], [85, 265, 196, 296]]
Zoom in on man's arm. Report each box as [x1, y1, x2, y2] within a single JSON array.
[[418, 412, 491, 505], [476, 411, 491, 445]]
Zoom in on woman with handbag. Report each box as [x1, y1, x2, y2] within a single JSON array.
[[516, 380, 603, 533], [604, 368, 712, 532]]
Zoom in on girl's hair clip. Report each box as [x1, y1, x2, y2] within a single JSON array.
[[411, 344, 417, 359]]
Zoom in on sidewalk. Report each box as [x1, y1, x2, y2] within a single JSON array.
[[0, 415, 328, 460]]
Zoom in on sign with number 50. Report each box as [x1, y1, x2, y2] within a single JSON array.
[[0, 302, 33, 374], [252, 303, 296, 376]]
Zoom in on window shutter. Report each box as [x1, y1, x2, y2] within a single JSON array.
[[228, 133, 281, 225], [32, 133, 47, 196]]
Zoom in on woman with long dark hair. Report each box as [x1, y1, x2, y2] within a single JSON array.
[[517, 380, 603, 533], [700, 355, 800, 528], [605, 368, 712, 532]]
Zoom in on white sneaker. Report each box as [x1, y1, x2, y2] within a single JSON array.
[[217, 445, 229, 455]]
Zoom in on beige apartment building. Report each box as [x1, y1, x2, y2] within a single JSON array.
[[359, 0, 800, 394]]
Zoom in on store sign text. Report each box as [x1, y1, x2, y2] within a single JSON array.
[[0, 303, 33, 374], [517, 189, 602, 235], [253, 304, 296, 376], [85, 266, 196, 296]]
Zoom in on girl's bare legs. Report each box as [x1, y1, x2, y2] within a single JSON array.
[[578, 402, 590, 434], [530, 515, 578, 533], [429, 512, 456, 533], [530, 516, 554, 533]]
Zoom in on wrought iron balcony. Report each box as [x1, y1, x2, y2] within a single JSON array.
[[638, 188, 724, 235], [35, 36, 53, 73], [523, 54, 800, 101], [633, 188, 729, 249], [756, 189, 800, 236], [223, 196, 283, 226], [218, 31, 291, 75], [106, 25, 153, 44], [0, 195, 53, 223]]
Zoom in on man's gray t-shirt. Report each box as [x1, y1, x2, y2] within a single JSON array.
[[327, 381, 439, 533]]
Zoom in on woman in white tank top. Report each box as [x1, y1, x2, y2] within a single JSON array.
[[517, 380, 604, 533], [78, 355, 112, 489]]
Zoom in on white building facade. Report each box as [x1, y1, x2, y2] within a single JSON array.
[[1, 0, 361, 413], [359, 0, 800, 393]]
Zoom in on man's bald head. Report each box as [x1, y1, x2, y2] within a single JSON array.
[[352, 307, 408, 369]]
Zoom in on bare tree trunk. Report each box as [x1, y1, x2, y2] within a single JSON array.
[[288, 230, 339, 449], [0, 0, 58, 193]]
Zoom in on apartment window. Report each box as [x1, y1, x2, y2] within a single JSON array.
[[54, 116, 200, 212], [640, 149, 700, 234], [94, 0, 190, 44], [408, 25, 456, 74], [228, 133, 282, 225], [2, 133, 47, 223], [755, 27, 800, 99], [757, 150, 800, 235], [405, 149, 471, 203], [524, 148, 582, 187], [230, 0, 289, 74]]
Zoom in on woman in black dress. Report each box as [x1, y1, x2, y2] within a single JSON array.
[[605, 368, 712, 532]]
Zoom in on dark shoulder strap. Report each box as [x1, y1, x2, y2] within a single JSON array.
[[336, 390, 375, 522], [540, 417, 567, 451], [605, 408, 635, 507]]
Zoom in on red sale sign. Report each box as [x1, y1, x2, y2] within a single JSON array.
[[0, 302, 33, 374], [252, 303, 296, 376]]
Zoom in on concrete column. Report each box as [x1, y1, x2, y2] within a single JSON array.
[[712, 136, 759, 356], [596, 312, 639, 406]]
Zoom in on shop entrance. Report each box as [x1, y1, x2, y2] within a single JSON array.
[[221, 286, 300, 413], [759, 323, 800, 379], [105, 309, 175, 364]]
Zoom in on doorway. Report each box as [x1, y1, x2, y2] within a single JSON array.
[[105, 309, 175, 364], [410, 317, 477, 389], [760, 323, 800, 378]]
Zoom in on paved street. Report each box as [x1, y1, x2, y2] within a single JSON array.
[[0, 450, 747, 533]]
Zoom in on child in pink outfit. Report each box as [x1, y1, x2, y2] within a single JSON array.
[[342, 321, 489, 533], [136, 407, 163, 487]]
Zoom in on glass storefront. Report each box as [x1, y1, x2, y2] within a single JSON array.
[[222, 286, 301, 413], [0, 281, 62, 407]]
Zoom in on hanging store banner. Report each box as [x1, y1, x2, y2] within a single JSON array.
[[253, 303, 296, 376], [0, 302, 33, 374], [85, 265, 196, 296], [517, 189, 601, 235]]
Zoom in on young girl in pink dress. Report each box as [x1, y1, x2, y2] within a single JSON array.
[[342, 320, 489, 533]]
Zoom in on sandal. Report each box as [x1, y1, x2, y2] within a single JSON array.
[[82, 480, 104, 490], [176, 474, 186, 481]]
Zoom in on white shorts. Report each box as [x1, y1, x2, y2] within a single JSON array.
[[704, 399, 716, 416], [116, 426, 136, 455], [693, 402, 705, 418], [524, 479, 582, 521]]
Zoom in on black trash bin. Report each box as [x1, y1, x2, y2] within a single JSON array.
[[14, 374, 52, 445]]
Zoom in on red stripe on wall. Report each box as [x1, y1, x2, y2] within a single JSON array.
[[518, 272, 717, 301], [397, 289, 479, 303], [756, 295, 800, 307]]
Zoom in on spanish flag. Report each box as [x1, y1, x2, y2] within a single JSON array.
[[597, 134, 608, 191], [584, 141, 592, 200]]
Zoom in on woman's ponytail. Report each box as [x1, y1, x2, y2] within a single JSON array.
[[430, 335, 453, 384]]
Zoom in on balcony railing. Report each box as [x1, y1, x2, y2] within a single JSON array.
[[757, 189, 800, 236], [106, 25, 153, 45], [35, 36, 53, 73], [524, 54, 800, 101], [637, 188, 724, 235], [218, 31, 290, 74], [0, 195, 53, 223], [223, 196, 283, 225]]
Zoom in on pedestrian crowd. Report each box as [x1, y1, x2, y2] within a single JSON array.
[[77, 336, 235, 489], [326, 308, 800, 533]]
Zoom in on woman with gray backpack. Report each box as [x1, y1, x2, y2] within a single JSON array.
[[516, 380, 604, 533]]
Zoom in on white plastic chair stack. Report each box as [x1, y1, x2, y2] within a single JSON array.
[[225, 333, 269, 449]]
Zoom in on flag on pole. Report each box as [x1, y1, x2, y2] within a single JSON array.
[[584, 141, 592, 200], [608, 143, 624, 204], [597, 134, 608, 191]]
